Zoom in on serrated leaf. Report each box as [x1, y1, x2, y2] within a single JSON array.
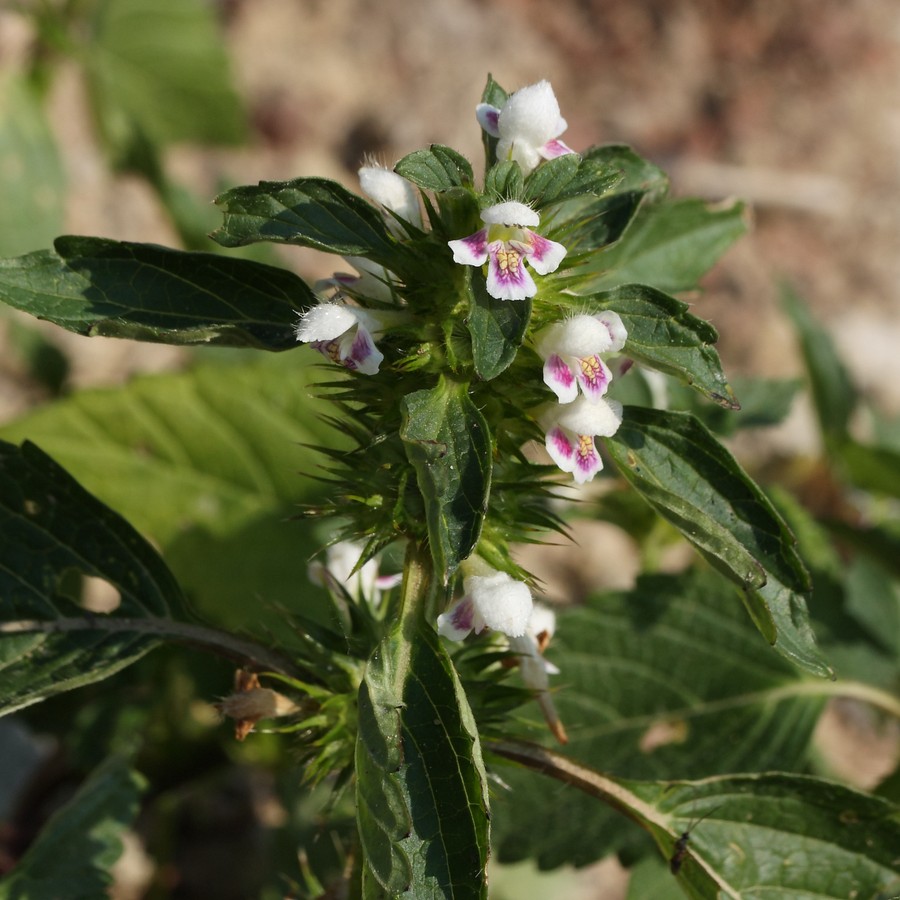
[[465, 268, 532, 380], [782, 285, 856, 442], [211, 177, 397, 264], [572, 198, 748, 293], [598, 283, 738, 408], [393, 145, 473, 191], [0, 757, 144, 900], [356, 622, 490, 898], [400, 379, 492, 583], [0, 440, 183, 715], [484, 160, 524, 202], [0, 237, 310, 349], [0, 74, 65, 257], [0, 355, 338, 635], [491, 570, 826, 868], [524, 154, 623, 208], [84, 0, 244, 153], [606, 408, 830, 675]]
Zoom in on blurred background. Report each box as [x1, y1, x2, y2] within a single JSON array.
[[1, 1, 899, 897]]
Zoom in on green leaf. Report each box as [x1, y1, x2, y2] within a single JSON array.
[[572, 197, 748, 293], [465, 268, 532, 380], [0, 757, 144, 900], [0, 354, 338, 635], [782, 284, 856, 442], [491, 570, 826, 868], [83, 0, 244, 153], [598, 283, 738, 408], [0, 74, 65, 257], [606, 408, 830, 675], [211, 177, 397, 264], [484, 160, 524, 202], [0, 440, 183, 715], [836, 439, 900, 499], [393, 145, 473, 191], [524, 154, 623, 208], [0, 237, 311, 349], [400, 379, 492, 583], [356, 622, 490, 898], [479, 75, 508, 172]]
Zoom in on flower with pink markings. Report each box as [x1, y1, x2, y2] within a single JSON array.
[[541, 395, 623, 483], [477, 80, 576, 175], [437, 565, 533, 641], [295, 301, 388, 375], [535, 311, 627, 403], [448, 201, 566, 301]]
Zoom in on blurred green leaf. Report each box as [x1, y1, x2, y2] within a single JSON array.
[[0, 237, 311, 350], [571, 198, 747, 294], [394, 145, 473, 191], [466, 268, 532, 380], [0, 74, 65, 257], [836, 439, 900, 500], [607, 408, 830, 676], [84, 0, 244, 155], [596, 284, 738, 408], [0, 440, 181, 715], [356, 621, 490, 898], [400, 379, 491, 583], [211, 177, 397, 264], [0, 757, 144, 900]]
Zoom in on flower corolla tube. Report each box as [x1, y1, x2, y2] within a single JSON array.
[[476, 80, 575, 174], [295, 301, 385, 375], [437, 568, 533, 641], [541, 395, 623, 483], [307, 540, 401, 605], [534, 311, 628, 403], [448, 201, 566, 301]]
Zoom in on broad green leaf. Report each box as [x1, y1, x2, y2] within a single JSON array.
[[572, 197, 748, 293], [836, 439, 900, 499], [606, 408, 830, 675], [479, 75, 508, 171], [0, 354, 338, 633], [524, 154, 623, 208], [400, 379, 492, 582], [0, 237, 310, 349], [84, 0, 244, 153], [356, 622, 490, 898], [465, 268, 532, 380], [491, 571, 826, 868], [782, 285, 856, 441], [211, 177, 397, 264], [598, 283, 738, 408], [393, 145, 473, 191], [484, 160, 524, 202], [0, 74, 65, 257], [0, 757, 144, 900], [0, 440, 182, 715]]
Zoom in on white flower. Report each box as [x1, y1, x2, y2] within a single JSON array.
[[541, 395, 623, 483], [308, 540, 401, 604], [437, 567, 533, 640], [476, 80, 576, 175], [359, 164, 422, 235], [534, 311, 628, 403], [448, 201, 566, 301], [295, 301, 385, 375]]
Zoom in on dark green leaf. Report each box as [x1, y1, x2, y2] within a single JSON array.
[[0, 440, 184, 714], [492, 570, 826, 868], [0, 757, 144, 900], [84, 0, 244, 152], [356, 622, 490, 898], [465, 268, 532, 380], [393, 145, 473, 191], [400, 379, 492, 583], [598, 283, 738, 408], [0, 237, 311, 349], [479, 75, 508, 171], [782, 284, 856, 441], [606, 408, 830, 675], [837, 439, 900, 499], [0, 75, 65, 257], [571, 198, 747, 293], [524, 154, 623, 208], [211, 177, 397, 263], [484, 160, 524, 202]]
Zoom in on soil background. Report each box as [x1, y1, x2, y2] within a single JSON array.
[[1, 2, 899, 898]]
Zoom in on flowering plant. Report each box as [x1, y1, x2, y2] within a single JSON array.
[[0, 76, 898, 899]]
